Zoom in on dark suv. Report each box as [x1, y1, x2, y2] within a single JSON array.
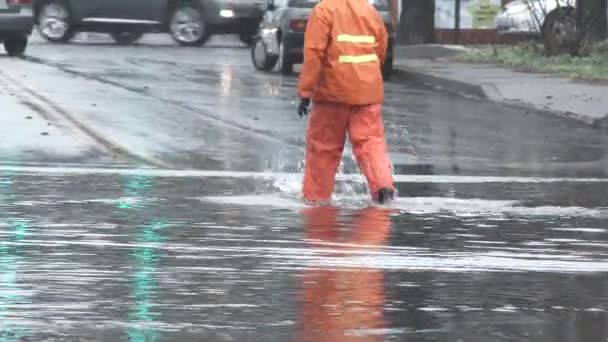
[[34, 0, 266, 46], [251, 0, 394, 78], [0, 0, 34, 56]]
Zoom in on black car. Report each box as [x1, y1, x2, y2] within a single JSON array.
[[0, 0, 34, 56], [34, 0, 266, 46], [251, 0, 394, 78]]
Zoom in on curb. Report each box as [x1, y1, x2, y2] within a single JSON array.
[[393, 67, 487, 99], [393, 67, 608, 129]]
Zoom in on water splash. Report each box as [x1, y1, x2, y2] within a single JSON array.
[[263, 143, 374, 202]]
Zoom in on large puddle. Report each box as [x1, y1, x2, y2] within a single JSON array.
[[0, 172, 606, 341]]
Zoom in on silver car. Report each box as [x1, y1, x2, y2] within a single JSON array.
[[0, 0, 34, 56], [495, 0, 575, 35]]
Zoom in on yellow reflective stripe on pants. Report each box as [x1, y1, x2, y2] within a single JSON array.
[[338, 54, 378, 64], [336, 34, 375, 43]]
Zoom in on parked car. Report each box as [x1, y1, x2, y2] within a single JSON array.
[[33, 0, 266, 46], [0, 0, 34, 56], [251, 0, 395, 79], [495, 0, 576, 36]]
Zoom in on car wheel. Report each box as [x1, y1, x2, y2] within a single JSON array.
[[382, 56, 394, 80], [37, 0, 73, 43], [277, 37, 293, 75], [4, 36, 28, 57], [169, 4, 210, 46], [111, 31, 144, 45], [251, 37, 278, 71]]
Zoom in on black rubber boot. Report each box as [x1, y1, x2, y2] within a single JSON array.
[[376, 188, 395, 204]]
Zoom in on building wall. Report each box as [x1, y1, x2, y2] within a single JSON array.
[[434, 28, 534, 44], [397, 0, 529, 44]]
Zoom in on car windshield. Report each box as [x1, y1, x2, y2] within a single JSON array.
[[288, 0, 389, 10]]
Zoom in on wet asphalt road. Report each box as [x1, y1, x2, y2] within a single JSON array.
[[0, 34, 607, 341]]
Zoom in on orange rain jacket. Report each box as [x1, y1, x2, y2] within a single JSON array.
[[297, 0, 388, 105]]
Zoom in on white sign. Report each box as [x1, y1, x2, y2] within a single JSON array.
[[435, 0, 502, 29], [0, 0, 8, 9]]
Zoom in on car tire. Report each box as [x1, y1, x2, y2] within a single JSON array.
[[251, 37, 278, 71], [111, 31, 144, 45], [36, 0, 74, 43], [169, 4, 210, 47], [382, 56, 394, 80], [4, 36, 28, 57], [277, 37, 293, 75]]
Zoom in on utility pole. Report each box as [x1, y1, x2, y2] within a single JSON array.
[[454, 0, 461, 44]]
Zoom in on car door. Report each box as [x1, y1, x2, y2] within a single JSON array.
[[95, 0, 164, 22], [259, 0, 288, 54], [258, 0, 279, 33], [126, 0, 166, 22], [72, 0, 116, 20], [273, 0, 289, 26], [66, 0, 120, 21]]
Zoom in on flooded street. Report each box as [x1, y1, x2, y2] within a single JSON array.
[[0, 35, 607, 341], [1, 170, 607, 341]]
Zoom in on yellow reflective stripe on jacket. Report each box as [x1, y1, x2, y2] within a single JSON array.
[[338, 54, 379, 64], [336, 34, 375, 44]]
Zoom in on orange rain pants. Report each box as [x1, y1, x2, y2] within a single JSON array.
[[302, 102, 394, 202], [297, 206, 391, 342]]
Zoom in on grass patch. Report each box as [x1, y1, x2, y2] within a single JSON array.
[[458, 43, 608, 82]]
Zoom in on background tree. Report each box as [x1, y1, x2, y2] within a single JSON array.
[[399, 0, 435, 44], [575, 0, 607, 42], [530, 0, 607, 55]]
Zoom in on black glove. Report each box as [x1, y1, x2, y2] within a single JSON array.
[[298, 98, 311, 117]]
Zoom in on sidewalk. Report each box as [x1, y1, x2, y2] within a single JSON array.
[[393, 45, 608, 127]]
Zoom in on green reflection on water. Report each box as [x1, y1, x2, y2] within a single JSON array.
[[119, 202, 132, 210], [119, 173, 169, 342], [0, 170, 31, 340], [117, 175, 155, 210], [127, 220, 170, 342]]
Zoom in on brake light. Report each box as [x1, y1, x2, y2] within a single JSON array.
[[7, 0, 33, 5], [289, 19, 307, 31]]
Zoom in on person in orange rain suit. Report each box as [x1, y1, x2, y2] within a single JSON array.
[[297, 0, 395, 204], [297, 206, 392, 341]]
